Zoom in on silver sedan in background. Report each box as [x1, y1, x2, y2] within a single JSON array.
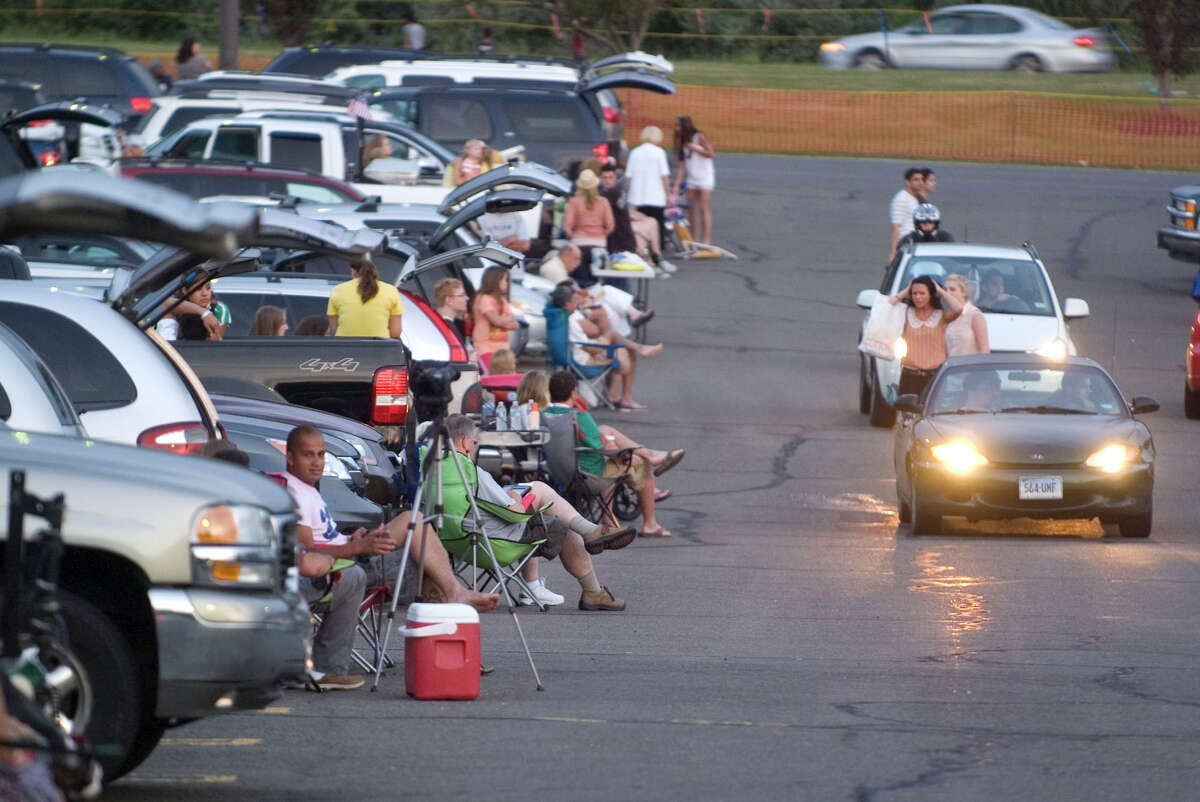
[[819, 3, 1113, 73]]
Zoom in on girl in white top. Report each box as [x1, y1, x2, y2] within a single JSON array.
[[943, 274, 990, 356], [671, 115, 715, 245]]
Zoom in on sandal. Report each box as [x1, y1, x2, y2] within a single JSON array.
[[639, 527, 672, 538], [654, 488, 672, 502], [652, 449, 685, 477], [617, 401, 648, 411]]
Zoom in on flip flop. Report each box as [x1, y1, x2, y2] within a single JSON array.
[[654, 488, 672, 502], [652, 449, 685, 477], [639, 527, 672, 538], [618, 401, 648, 411]]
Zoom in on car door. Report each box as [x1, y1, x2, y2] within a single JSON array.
[[209, 125, 262, 161], [964, 11, 1026, 70], [890, 12, 973, 69]]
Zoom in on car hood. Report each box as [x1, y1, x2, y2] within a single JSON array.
[[979, 313, 1063, 352], [924, 415, 1142, 464]]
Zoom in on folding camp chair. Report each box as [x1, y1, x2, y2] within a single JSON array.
[[665, 196, 738, 260], [430, 447, 553, 611], [543, 303, 624, 410], [542, 408, 641, 525], [308, 561, 400, 676]]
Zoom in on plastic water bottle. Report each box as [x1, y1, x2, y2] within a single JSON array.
[[511, 403, 525, 431], [496, 402, 509, 431]]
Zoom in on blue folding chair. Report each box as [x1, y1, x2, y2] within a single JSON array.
[[543, 303, 624, 410]]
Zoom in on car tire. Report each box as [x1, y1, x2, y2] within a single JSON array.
[[1185, 380, 1200, 420], [1010, 54, 1043, 73], [858, 354, 871, 414], [868, 361, 896, 428], [855, 51, 888, 70], [897, 495, 912, 524], [1118, 502, 1152, 538], [59, 590, 147, 780], [911, 483, 941, 535]]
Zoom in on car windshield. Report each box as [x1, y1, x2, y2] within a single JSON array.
[[899, 255, 1055, 316], [928, 365, 1125, 417]]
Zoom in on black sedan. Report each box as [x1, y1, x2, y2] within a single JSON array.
[[894, 355, 1157, 537]]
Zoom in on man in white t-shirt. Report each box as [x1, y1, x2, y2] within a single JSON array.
[[477, 212, 530, 253], [625, 126, 671, 256], [889, 167, 926, 262], [285, 426, 499, 690]]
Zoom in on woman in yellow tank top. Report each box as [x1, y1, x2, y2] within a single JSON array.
[[327, 257, 403, 338]]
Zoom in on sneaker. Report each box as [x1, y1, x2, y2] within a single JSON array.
[[518, 579, 565, 607], [579, 586, 625, 611], [315, 673, 365, 691], [583, 523, 637, 555], [659, 259, 678, 274]]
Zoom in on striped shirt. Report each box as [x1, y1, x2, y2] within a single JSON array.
[[902, 307, 949, 370]]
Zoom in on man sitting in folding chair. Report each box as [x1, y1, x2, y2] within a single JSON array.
[[285, 425, 500, 690], [441, 414, 634, 611], [546, 283, 662, 411], [544, 371, 683, 538]]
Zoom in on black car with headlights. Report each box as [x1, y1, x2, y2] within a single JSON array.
[[893, 354, 1157, 537]]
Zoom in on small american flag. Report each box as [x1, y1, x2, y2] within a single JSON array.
[[347, 92, 372, 120]]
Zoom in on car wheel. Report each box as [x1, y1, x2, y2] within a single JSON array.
[[897, 495, 912, 524], [868, 362, 896, 428], [858, 354, 871, 414], [118, 720, 169, 779], [1010, 54, 1043, 73], [1118, 501, 1152, 538], [855, 51, 888, 69], [1185, 380, 1200, 420], [59, 590, 146, 780], [911, 483, 941, 535]]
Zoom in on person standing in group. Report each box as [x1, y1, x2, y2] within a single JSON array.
[[570, 19, 588, 64], [175, 37, 211, 80], [943, 274, 989, 356], [626, 126, 674, 270], [434, 277, 470, 348], [671, 115, 715, 245], [470, 266, 519, 358], [920, 167, 937, 199], [562, 169, 614, 283], [888, 275, 964, 399], [888, 167, 925, 262], [327, 256, 403, 338], [403, 11, 427, 50], [249, 305, 288, 336], [476, 27, 496, 56]]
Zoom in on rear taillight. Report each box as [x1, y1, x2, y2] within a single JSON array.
[[138, 422, 210, 454], [39, 150, 59, 166], [373, 367, 409, 425], [400, 290, 468, 362], [602, 107, 620, 124], [130, 96, 153, 114], [592, 143, 608, 160], [1073, 36, 1094, 47], [26, 119, 53, 127]]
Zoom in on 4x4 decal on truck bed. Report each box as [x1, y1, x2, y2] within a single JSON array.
[[299, 357, 361, 373]]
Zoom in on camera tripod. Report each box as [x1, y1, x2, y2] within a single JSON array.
[[370, 417, 544, 692]]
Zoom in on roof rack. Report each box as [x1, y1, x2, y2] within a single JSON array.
[[1021, 241, 1040, 261], [170, 77, 357, 103]]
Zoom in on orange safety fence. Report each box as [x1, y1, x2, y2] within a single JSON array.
[[618, 85, 1200, 170]]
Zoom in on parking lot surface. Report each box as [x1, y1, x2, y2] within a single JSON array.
[[109, 154, 1200, 801]]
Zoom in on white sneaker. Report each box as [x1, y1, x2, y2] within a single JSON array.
[[518, 579, 564, 606], [659, 259, 678, 274]]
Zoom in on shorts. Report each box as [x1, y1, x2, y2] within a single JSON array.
[[521, 514, 568, 560], [602, 453, 650, 491]]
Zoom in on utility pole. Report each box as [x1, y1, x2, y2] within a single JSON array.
[[219, 0, 240, 70]]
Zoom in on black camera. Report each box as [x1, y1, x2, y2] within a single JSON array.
[[409, 360, 461, 422]]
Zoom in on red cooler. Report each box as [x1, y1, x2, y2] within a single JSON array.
[[403, 602, 480, 700]]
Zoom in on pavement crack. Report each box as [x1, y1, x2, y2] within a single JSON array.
[[1064, 198, 1156, 279], [1095, 666, 1200, 708]]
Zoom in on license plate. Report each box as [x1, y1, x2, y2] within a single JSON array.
[[1019, 475, 1063, 500]]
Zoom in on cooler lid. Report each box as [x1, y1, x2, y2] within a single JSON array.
[[408, 602, 479, 624]]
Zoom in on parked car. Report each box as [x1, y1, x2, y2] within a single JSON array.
[[120, 158, 365, 204], [0, 43, 162, 123], [0, 100, 125, 177], [12, 231, 159, 296], [0, 320, 84, 437], [893, 354, 1156, 537], [263, 43, 427, 77], [1156, 184, 1200, 264], [856, 241, 1090, 427], [1186, 306, 1200, 419], [819, 4, 1113, 72]]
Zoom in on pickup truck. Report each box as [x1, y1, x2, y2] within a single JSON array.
[[1156, 185, 1200, 263]]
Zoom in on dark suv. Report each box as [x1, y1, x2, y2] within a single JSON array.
[[264, 44, 427, 77], [0, 44, 161, 124]]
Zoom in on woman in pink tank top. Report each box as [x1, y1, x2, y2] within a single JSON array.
[[888, 275, 963, 400]]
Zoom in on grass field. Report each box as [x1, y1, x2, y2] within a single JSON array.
[[2, 27, 1198, 100]]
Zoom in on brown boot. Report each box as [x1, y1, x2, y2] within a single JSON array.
[[583, 523, 637, 555], [578, 586, 625, 611]]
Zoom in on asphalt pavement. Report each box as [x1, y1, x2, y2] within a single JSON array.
[[109, 155, 1200, 801]]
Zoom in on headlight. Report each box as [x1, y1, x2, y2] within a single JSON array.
[[894, 337, 908, 360], [820, 42, 846, 52], [323, 451, 351, 481], [1035, 338, 1068, 359], [931, 441, 989, 474], [341, 434, 377, 466], [190, 504, 280, 589], [1085, 443, 1138, 473]]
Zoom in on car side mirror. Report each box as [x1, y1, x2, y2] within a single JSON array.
[[1129, 396, 1159, 415], [1062, 297, 1089, 320], [894, 394, 922, 414], [856, 289, 880, 309]]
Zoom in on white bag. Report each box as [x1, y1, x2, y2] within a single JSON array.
[[858, 297, 906, 361]]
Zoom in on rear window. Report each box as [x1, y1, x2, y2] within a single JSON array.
[[162, 106, 239, 137], [66, 64, 124, 97], [425, 97, 492, 142], [0, 302, 137, 411], [269, 132, 323, 171], [503, 97, 592, 141], [216, 292, 328, 336], [0, 53, 60, 95]]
